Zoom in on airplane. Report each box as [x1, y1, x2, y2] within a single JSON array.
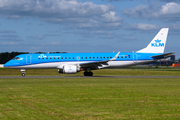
[[4, 28, 174, 77]]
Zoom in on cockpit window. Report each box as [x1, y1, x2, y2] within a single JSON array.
[[12, 57, 20, 60]]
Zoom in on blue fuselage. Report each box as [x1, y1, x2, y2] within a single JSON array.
[[4, 52, 160, 69]]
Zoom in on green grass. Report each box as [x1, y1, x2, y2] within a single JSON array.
[[0, 78, 180, 119], [1, 67, 180, 76]]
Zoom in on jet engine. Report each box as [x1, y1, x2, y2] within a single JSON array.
[[58, 65, 80, 74]]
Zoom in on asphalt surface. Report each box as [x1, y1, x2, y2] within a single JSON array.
[[0, 76, 180, 78]]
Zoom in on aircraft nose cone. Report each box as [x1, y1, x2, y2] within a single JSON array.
[[4, 61, 11, 68], [4, 63, 9, 68]]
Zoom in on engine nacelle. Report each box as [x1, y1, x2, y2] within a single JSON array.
[[58, 65, 80, 74]]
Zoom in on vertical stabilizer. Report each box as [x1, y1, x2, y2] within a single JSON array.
[[137, 28, 169, 53]]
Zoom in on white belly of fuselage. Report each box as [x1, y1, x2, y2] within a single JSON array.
[[9, 60, 154, 69]]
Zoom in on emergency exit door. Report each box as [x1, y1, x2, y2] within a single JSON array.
[[26, 54, 31, 64]]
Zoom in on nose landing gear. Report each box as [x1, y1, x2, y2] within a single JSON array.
[[21, 69, 25, 77]]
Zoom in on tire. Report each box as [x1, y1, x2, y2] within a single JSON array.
[[89, 72, 93, 76], [84, 72, 88, 76], [22, 73, 25, 77], [84, 72, 93, 76]]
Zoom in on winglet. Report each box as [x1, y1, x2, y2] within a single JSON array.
[[110, 51, 120, 61]]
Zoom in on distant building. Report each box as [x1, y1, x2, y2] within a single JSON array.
[[171, 55, 175, 62]]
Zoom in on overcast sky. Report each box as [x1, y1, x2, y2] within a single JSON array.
[[0, 0, 180, 58]]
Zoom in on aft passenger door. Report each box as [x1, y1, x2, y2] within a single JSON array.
[[133, 53, 138, 63]]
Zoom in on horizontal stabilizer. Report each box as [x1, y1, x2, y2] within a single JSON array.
[[151, 52, 175, 59]]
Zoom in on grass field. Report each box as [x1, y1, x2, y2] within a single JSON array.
[[0, 66, 180, 76], [0, 78, 180, 119], [0, 67, 180, 119]]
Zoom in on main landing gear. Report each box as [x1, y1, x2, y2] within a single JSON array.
[[84, 71, 93, 76], [21, 69, 25, 77]]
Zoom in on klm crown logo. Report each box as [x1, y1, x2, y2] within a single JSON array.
[[151, 39, 164, 47], [155, 39, 161, 43]]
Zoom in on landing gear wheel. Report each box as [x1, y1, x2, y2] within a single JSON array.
[[89, 72, 93, 76], [84, 72, 93, 76], [22, 73, 25, 77], [84, 72, 87, 76]]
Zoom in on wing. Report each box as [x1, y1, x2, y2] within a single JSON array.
[[79, 52, 120, 69], [151, 52, 175, 59]]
